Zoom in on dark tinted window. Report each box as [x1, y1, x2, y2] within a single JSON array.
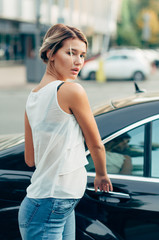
[[86, 125, 145, 176], [151, 119, 159, 177], [107, 55, 128, 61]]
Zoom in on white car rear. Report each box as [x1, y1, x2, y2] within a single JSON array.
[[80, 50, 151, 81]]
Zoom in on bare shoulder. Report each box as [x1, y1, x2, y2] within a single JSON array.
[[64, 83, 90, 113], [59, 82, 88, 110], [64, 82, 86, 98]]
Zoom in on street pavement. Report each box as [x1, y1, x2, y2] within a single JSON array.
[[0, 64, 159, 135]]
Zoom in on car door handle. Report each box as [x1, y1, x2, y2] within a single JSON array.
[[86, 187, 130, 201], [13, 189, 26, 194]]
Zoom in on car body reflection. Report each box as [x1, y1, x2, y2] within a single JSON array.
[[1, 90, 159, 239]]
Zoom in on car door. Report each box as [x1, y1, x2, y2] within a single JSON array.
[[76, 117, 159, 240], [105, 55, 133, 79], [0, 143, 33, 240]]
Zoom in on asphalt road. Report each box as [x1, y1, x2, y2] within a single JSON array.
[[0, 65, 159, 135]]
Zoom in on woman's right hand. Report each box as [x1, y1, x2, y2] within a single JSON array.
[[94, 174, 113, 192]]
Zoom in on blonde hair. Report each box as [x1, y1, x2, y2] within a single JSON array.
[[39, 24, 88, 63]]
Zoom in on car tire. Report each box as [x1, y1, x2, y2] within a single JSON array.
[[88, 71, 96, 80], [132, 71, 145, 81]]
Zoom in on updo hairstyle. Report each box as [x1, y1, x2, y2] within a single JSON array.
[[39, 23, 88, 63]]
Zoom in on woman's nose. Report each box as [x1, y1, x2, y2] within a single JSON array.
[[74, 56, 83, 65]]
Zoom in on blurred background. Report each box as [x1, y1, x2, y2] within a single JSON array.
[[0, 0, 159, 134]]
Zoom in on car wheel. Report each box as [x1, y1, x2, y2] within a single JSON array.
[[88, 71, 96, 80], [132, 71, 145, 81]]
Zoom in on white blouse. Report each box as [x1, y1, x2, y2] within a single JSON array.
[[26, 81, 88, 199]]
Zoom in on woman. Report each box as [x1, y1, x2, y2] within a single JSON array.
[[18, 23, 113, 240], [106, 134, 132, 174]]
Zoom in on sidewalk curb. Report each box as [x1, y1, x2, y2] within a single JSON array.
[[0, 65, 26, 88]]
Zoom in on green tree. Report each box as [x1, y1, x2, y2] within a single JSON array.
[[116, 0, 140, 47], [137, 8, 159, 46], [116, 0, 159, 47]]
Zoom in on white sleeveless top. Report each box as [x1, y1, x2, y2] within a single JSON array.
[[26, 80, 88, 199]]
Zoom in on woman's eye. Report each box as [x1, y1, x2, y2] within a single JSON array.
[[80, 54, 85, 58], [68, 51, 74, 55]]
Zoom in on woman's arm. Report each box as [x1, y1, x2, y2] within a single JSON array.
[[120, 155, 132, 175], [67, 83, 113, 192], [24, 111, 35, 167]]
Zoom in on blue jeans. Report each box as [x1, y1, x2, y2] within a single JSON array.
[[18, 197, 80, 240]]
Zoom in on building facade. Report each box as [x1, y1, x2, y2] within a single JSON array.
[[0, 0, 121, 62]]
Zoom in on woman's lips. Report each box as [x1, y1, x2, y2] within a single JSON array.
[[71, 68, 79, 75]]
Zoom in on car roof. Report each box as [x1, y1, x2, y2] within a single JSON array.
[[93, 91, 159, 140], [1, 90, 159, 151], [93, 91, 159, 116], [0, 134, 24, 151]]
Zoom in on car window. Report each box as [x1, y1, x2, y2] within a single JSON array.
[[107, 55, 129, 61], [107, 55, 123, 60], [86, 125, 145, 176], [121, 55, 128, 59], [151, 119, 159, 178]]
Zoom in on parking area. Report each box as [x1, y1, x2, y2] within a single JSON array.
[[0, 64, 159, 135]]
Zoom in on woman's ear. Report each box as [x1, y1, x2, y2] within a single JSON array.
[[47, 50, 54, 61]]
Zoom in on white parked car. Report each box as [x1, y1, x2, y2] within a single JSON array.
[[142, 49, 159, 67], [80, 50, 151, 81]]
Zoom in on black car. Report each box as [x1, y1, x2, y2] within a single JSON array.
[[1, 88, 159, 240]]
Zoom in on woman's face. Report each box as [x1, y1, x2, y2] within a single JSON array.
[[50, 38, 87, 81]]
